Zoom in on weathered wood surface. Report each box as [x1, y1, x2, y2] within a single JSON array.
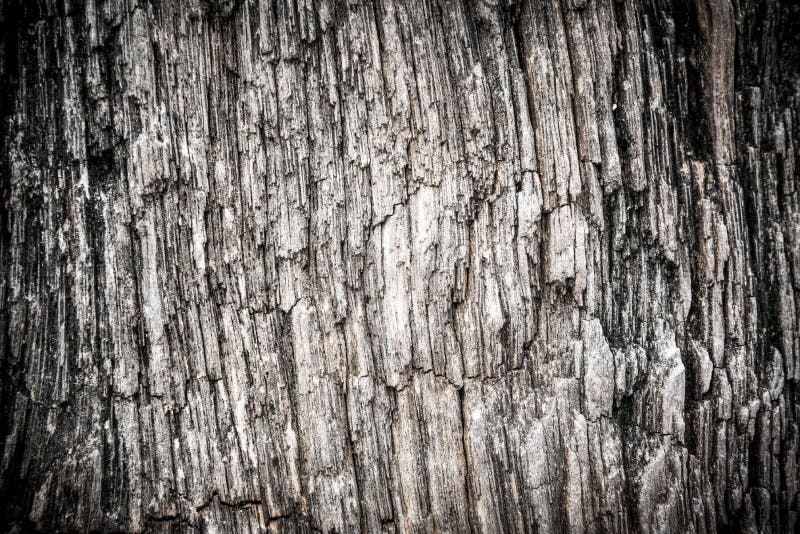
[[0, 0, 798, 532]]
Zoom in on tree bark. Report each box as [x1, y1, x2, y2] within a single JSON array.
[[0, 0, 798, 532]]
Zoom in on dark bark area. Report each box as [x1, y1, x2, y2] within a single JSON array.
[[0, 0, 798, 532]]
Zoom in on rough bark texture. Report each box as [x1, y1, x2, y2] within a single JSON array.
[[0, 0, 799, 532]]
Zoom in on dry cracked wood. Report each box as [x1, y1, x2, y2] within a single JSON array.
[[0, 0, 798, 532]]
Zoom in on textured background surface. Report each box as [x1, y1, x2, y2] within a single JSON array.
[[0, 0, 799, 532]]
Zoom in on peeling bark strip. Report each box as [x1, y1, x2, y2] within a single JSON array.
[[0, 0, 798, 532]]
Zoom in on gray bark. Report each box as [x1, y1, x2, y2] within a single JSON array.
[[0, 0, 798, 532]]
